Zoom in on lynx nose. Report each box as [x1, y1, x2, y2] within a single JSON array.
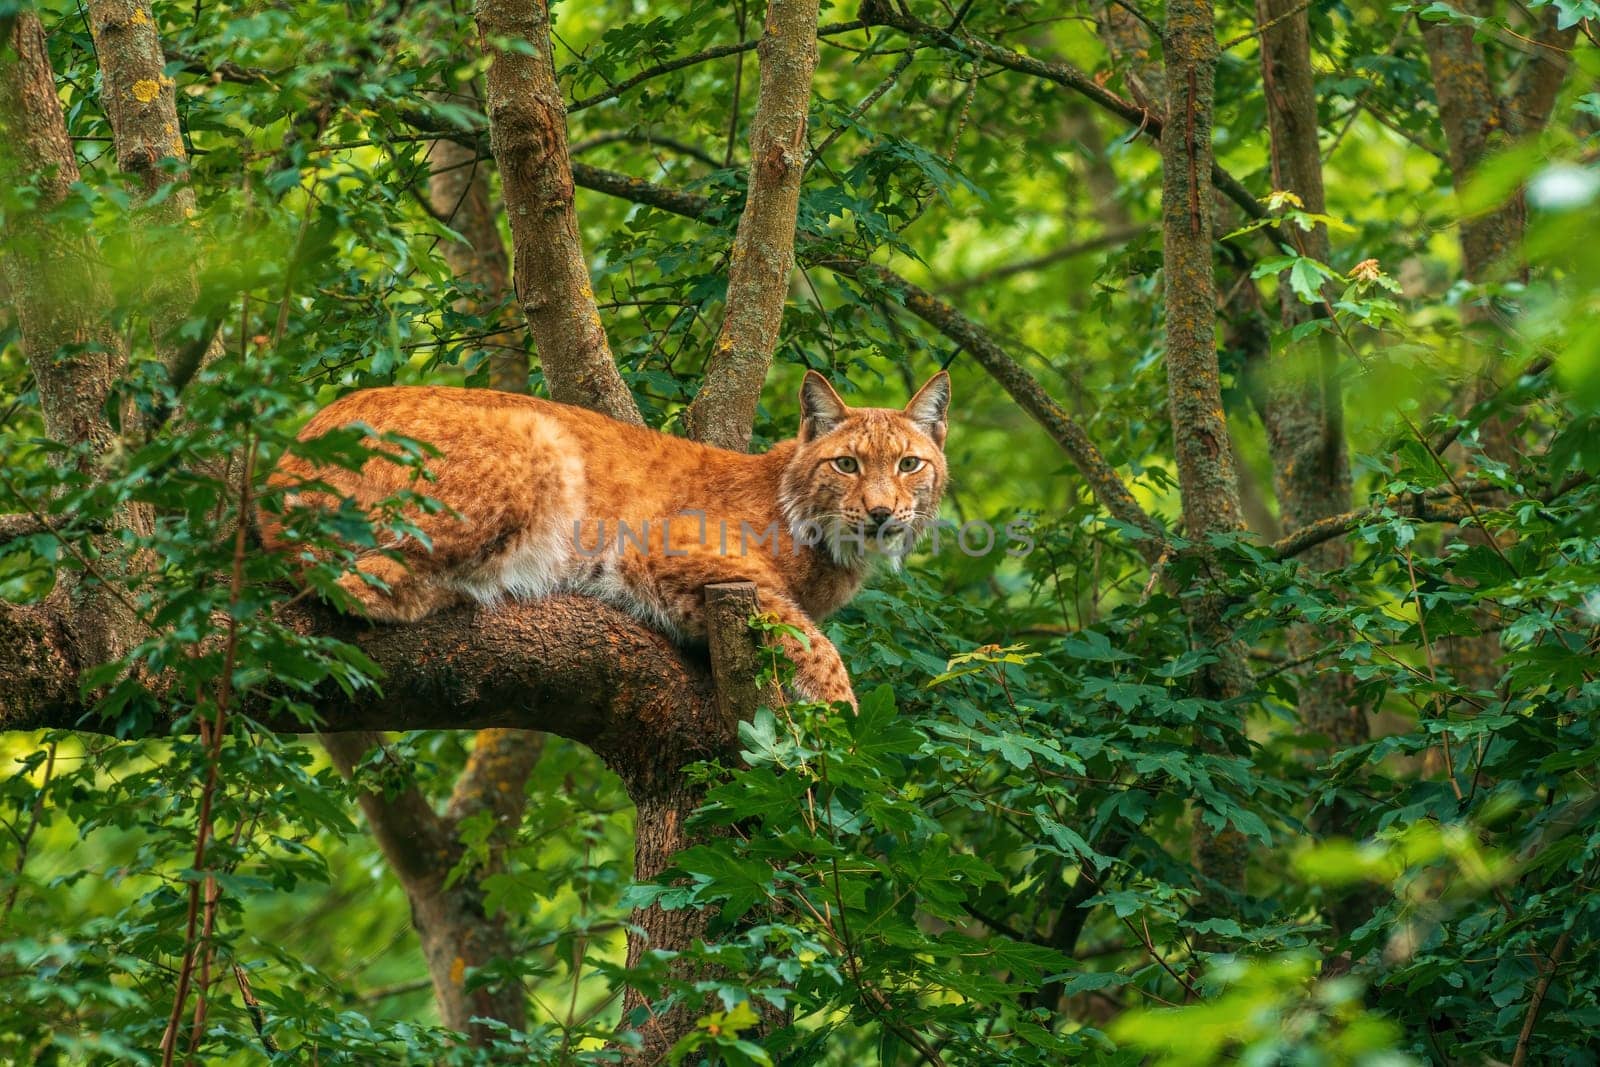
[[867, 507, 892, 526]]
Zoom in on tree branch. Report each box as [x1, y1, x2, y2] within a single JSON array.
[[0, 592, 718, 753], [566, 19, 866, 113], [818, 255, 1172, 559], [1270, 497, 1471, 560], [1510, 928, 1573, 1067], [940, 225, 1148, 294], [322, 730, 531, 1041], [570, 129, 722, 168], [683, 0, 822, 451], [860, 2, 1267, 224]]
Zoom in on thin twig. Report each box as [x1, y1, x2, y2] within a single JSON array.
[[804, 50, 916, 173], [159, 428, 256, 1067], [1218, 0, 1313, 51], [1511, 929, 1573, 1067], [232, 964, 281, 1054], [568, 20, 867, 113]]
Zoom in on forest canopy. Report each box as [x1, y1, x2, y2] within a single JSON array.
[[1, 0, 1599, 1064]]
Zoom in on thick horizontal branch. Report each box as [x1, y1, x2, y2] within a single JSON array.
[[571, 162, 726, 220], [0, 593, 720, 785], [0, 514, 52, 542]]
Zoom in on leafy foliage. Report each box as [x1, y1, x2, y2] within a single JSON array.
[[3, 0, 1599, 1064]]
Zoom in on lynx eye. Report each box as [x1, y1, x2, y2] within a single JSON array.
[[831, 456, 860, 475], [898, 456, 925, 474]]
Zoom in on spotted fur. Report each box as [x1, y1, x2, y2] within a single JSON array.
[[259, 372, 951, 709]]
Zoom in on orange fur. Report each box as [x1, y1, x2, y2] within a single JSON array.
[[259, 371, 951, 708]]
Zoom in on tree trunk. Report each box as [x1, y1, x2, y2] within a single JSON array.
[[1161, 0, 1238, 545], [0, 13, 144, 670], [473, 0, 641, 424], [1421, 4, 1575, 699], [323, 732, 531, 1041], [1419, 5, 1519, 284], [85, 0, 223, 393], [683, 0, 821, 451], [618, 583, 780, 1063], [1251, 0, 1377, 939], [421, 0, 528, 397], [428, 135, 528, 395], [1253, 0, 1354, 649], [1160, 0, 1253, 907]]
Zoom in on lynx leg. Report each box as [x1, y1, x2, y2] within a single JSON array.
[[767, 599, 857, 711], [336, 554, 459, 623]]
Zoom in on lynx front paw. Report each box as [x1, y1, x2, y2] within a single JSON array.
[[793, 664, 859, 712]]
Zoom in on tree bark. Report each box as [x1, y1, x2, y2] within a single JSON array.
[[473, 0, 641, 424], [85, 0, 186, 201], [1160, 0, 1253, 908], [0, 594, 716, 740], [85, 0, 222, 393], [619, 582, 779, 1064], [0, 15, 124, 460], [322, 731, 531, 1041], [1161, 0, 1239, 545], [1419, 5, 1518, 283], [0, 13, 144, 670], [682, 0, 821, 452]]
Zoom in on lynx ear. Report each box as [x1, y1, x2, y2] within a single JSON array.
[[799, 370, 849, 442], [905, 370, 951, 447]]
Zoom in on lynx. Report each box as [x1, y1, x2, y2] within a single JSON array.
[[259, 371, 951, 708]]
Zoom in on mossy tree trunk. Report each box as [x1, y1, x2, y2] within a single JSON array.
[[683, 0, 822, 452], [1159, 0, 1254, 908], [0, 13, 145, 670]]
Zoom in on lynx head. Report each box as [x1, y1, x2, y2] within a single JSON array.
[[780, 370, 951, 565]]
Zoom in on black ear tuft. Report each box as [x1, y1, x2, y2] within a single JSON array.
[[799, 371, 849, 442], [904, 371, 950, 447]]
